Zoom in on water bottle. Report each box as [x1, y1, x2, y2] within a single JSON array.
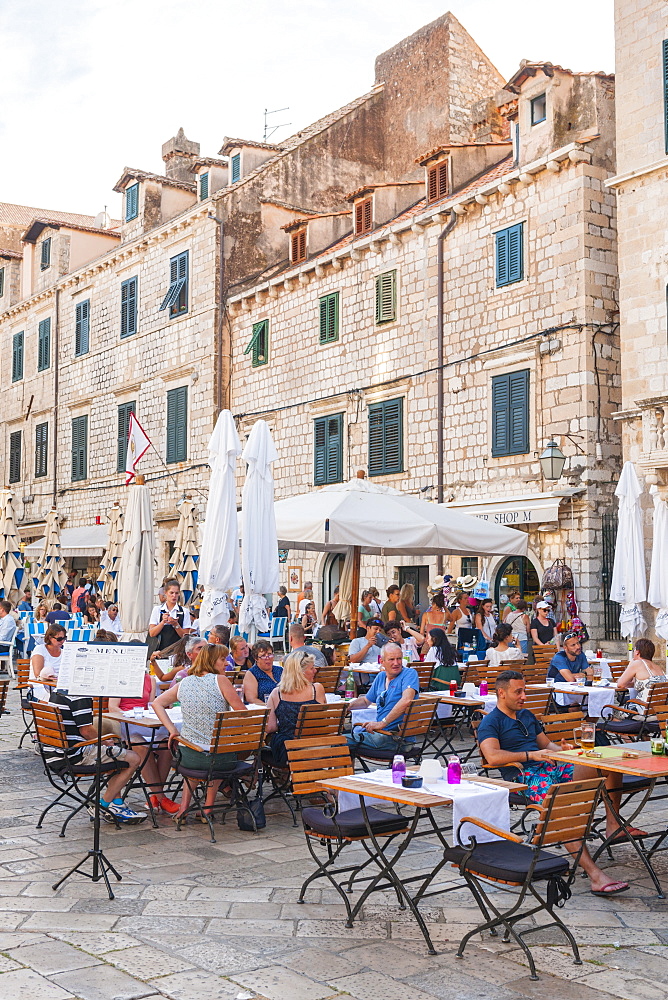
[[446, 755, 461, 784], [392, 754, 406, 784], [344, 668, 355, 701], [449, 679, 457, 696], [479, 679, 488, 697]]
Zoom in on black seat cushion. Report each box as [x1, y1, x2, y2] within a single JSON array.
[[54, 760, 128, 777], [261, 748, 287, 769], [351, 745, 420, 762], [601, 719, 643, 734], [177, 760, 252, 781], [302, 805, 409, 839], [622, 773, 653, 791], [444, 839, 569, 882]]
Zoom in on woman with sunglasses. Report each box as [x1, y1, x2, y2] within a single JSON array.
[[29, 625, 67, 700], [242, 640, 283, 706], [265, 651, 326, 763]]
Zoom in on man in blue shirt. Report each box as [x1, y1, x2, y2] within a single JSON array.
[[548, 633, 590, 682], [17, 592, 32, 613], [346, 643, 419, 751], [0, 601, 17, 656]]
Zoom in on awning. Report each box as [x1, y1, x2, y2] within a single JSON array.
[[24, 525, 108, 559], [442, 489, 583, 527]]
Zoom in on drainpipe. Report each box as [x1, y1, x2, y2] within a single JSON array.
[[436, 209, 458, 574], [52, 287, 60, 504]]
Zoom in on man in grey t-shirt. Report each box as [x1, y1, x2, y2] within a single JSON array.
[[288, 623, 328, 668]]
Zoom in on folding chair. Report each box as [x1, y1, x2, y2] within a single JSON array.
[[521, 690, 552, 718], [459, 661, 480, 686], [314, 666, 342, 694], [14, 659, 36, 748], [411, 663, 435, 691], [540, 711, 586, 744], [172, 709, 268, 842], [0, 632, 17, 679], [599, 681, 668, 742], [0, 679, 9, 716], [270, 616, 287, 653], [349, 699, 438, 771], [447, 777, 604, 980], [31, 702, 128, 836]]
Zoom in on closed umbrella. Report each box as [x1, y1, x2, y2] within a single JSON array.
[[117, 479, 156, 640], [33, 508, 68, 599], [239, 420, 279, 636], [169, 496, 199, 604], [610, 461, 647, 638], [648, 485, 668, 641], [199, 411, 242, 632], [97, 502, 124, 602], [0, 490, 25, 600], [335, 547, 355, 625]]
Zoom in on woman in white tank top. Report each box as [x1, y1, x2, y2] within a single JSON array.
[[30, 625, 66, 700]]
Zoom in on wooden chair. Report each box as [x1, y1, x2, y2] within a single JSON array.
[[314, 666, 343, 694], [410, 662, 435, 691], [0, 679, 8, 717], [522, 665, 547, 685], [599, 681, 668, 742], [533, 644, 558, 663], [15, 658, 37, 748], [349, 698, 438, 771], [522, 690, 552, 718], [460, 661, 480, 686], [294, 702, 347, 739], [606, 661, 627, 682], [541, 711, 586, 745], [447, 777, 604, 980]]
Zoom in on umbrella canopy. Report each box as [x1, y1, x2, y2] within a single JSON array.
[[0, 490, 25, 600], [648, 485, 668, 641], [610, 461, 647, 638], [117, 482, 156, 638], [33, 508, 69, 599], [98, 502, 124, 602], [273, 477, 528, 557], [169, 497, 200, 604], [239, 420, 280, 635], [199, 411, 242, 632]]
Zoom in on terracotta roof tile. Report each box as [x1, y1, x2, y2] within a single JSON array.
[[22, 218, 122, 243], [112, 168, 196, 194], [416, 141, 512, 165], [0, 202, 105, 229], [0, 248, 22, 259], [505, 61, 613, 93], [219, 137, 284, 155]]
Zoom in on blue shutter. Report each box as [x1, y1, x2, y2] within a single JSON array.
[[35, 423, 48, 478], [125, 183, 139, 221], [12, 332, 24, 382], [117, 401, 136, 472], [166, 387, 187, 463], [314, 414, 343, 485], [121, 277, 137, 337], [40, 238, 51, 271], [71, 416, 88, 481], [200, 173, 209, 200], [492, 370, 529, 456], [231, 154, 241, 183], [495, 224, 524, 286], [8, 431, 21, 484], [314, 418, 327, 484], [75, 299, 90, 356], [491, 375, 510, 456], [0, 267, 5, 297], [160, 252, 189, 315], [38, 318, 51, 371], [368, 399, 403, 476]]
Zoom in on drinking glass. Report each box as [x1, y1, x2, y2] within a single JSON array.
[[575, 674, 586, 687], [580, 723, 596, 753], [461, 763, 479, 778], [593, 664, 603, 683], [573, 728, 583, 749]]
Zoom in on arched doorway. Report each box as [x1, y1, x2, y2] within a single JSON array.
[[494, 556, 540, 611], [323, 551, 345, 605]]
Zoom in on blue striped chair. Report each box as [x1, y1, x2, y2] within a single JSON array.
[[269, 616, 287, 653], [66, 627, 96, 642], [25, 621, 48, 656]]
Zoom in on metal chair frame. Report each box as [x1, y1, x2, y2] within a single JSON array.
[[599, 682, 668, 743], [350, 698, 438, 771]]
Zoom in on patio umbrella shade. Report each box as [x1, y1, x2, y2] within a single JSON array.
[[239, 420, 280, 636], [97, 502, 124, 602], [33, 508, 69, 599], [117, 481, 156, 639], [335, 547, 355, 625], [199, 411, 242, 632], [0, 490, 25, 601], [169, 497, 199, 604], [648, 485, 668, 640], [610, 462, 647, 638]]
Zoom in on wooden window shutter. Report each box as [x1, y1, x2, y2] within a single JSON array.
[[121, 276, 137, 338], [12, 332, 24, 382], [427, 167, 438, 202], [38, 318, 51, 371], [9, 431, 21, 484], [313, 418, 327, 484], [0, 267, 4, 297], [314, 414, 343, 484], [117, 401, 136, 472], [75, 299, 90, 356], [291, 229, 306, 263], [71, 416, 88, 481], [125, 183, 139, 221], [363, 198, 372, 232], [200, 172, 209, 200], [437, 161, 448, 198], [35, 422, 48, 478], [507, 224, 523, 283], [368, 399, 403, 476], [375, 271, 396, 324], [495, 224, 523, 286], [492, 370, 529, 456], [319, 293, 339, 344], [40, 237, 51, 271], [491, 374, 510, 456], [166, 386, 188, 463], [231, 154, 241, 183]]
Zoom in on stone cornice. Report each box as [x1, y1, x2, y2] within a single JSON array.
[[605, 156, 668, 189]]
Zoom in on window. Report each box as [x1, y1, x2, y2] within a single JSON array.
[[530, 93, 546, 125], [35, 422, 48, 478], [461, 556, 479, 578], [354, 197, 373, 235], [495, 223, 524, 287], [368, 398, 403, 476], [314, 414, 343, 485], [125, 182, 139, 221], [0, 267, 4, 297], [244, 320, 269, 367], [427, 161, 449, 202], [159, 250, 189, 317], [319, 292, 339, 344], [199, 172, 209, 200], [166, 386, 188, 463], [121, 276, 138, 338], [117, 401, 136, 472], [38, 317, 51, 371], [71, 415, 88, 481], [290, 229, 307, 264], [12, 332, 24, 382], [9, 431, 21, 484], [231, 153, 241, 183], [375, 270, 396, 324], [75, 299, 90, 356], [491, 370, 530, 457], [664, 40, 668, 154], [40, 237, 51, 271]]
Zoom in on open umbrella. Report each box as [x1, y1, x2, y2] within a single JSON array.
[[117, 478, 156, 639], [610, 461, 647, 638], [199, 411, 242, 632], [169, 496, 199, 604], [33, 507, 68, 599], [97, 502, 124, 602], [648, 485, 668, 641], [0, 489, 25, 600], [239, 420, 279, 636]]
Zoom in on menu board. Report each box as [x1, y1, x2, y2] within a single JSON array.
[[58, 643, 147, 698]]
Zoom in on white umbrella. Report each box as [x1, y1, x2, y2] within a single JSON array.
[[117, 479, 156, 639], [199, 411, 242, 632], [169, 496, 199, 604], [610, 461, 647, 638], [335, 547, 355, 625], [33, 508, 68, 599], [0, 490, 25, 600], [239, 420, 279, 635], [97, 502, 124, 602], [648, 485, 668, 641]]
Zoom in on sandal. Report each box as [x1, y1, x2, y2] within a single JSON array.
[[591, 881, 629, 897]]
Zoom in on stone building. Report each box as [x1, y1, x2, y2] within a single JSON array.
[[610, 0, 668, 646]]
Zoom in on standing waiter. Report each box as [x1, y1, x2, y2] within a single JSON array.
[[148, 580, 192, 650]]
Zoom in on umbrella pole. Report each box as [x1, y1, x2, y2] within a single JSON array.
[[349, 546, 361, 642]]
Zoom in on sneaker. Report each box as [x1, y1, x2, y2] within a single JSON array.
[[106, 801, 147, 825], [158, 796, 181, 815], [87, 802, 117, 824]]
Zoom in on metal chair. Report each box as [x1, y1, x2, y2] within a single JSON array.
[[269, 616, 287, 653], [0, 632, 17, 679], [350, 698, 438, 771], [14, 659, 35, 748], [313, 666, 343, 694], [599, 681, 668, 742]]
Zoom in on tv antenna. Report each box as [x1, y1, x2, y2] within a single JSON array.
[[264, 106, 291, 142]]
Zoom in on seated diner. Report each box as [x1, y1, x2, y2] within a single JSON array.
[[265, 651, 326, 763], [242, 640, 282, 706]]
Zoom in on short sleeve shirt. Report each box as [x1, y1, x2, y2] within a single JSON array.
[[477, 707, 544, 754], [530, 618, 555, 644], [549, 650, 588, 680], [367, 667, 419, 731], [42, 691, 94, 768], [349, 637, 382, 665]]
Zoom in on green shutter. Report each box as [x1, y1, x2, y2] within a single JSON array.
[[125, 183, 139, 221], [12, 332, 24, 382], [40, 237, 51, 271], [314, 414, 343, 485], [495, 224, 523, 286], [159, 251, 188, 314], [231, 154, 241, 183], [75, 299, 90, 356], [121, 276, 137, 337], [492, 370, 529, 456], [368, 399, 403, 476], [166, 386, 188, 463], [71, 415, 88, 481], [38, 318, 51, 371], [35, 422, 48, 478], [0, 267, 4, 297], [200, 173, 209, 200], [244, 320, 268, 366], [8, 431, 21, 484], [117, 401, 136, 471], [319, 292, 339, 344], [375, 271, 396, 323]]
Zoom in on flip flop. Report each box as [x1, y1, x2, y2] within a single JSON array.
[[590, 881, 630, 897], [609, 826, 648, 842]]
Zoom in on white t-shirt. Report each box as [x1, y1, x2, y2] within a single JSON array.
[[148, 603, 192, 628], [486, 646, 524, 668], [100, 613, 123, 636]]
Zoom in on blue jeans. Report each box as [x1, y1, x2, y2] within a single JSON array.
[[519, 639, 528, 655], [346, 729, 398, 752]]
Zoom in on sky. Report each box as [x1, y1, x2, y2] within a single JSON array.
[[0, 0, 614, 217]]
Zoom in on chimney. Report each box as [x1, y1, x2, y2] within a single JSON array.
[[162, 128, 200, 182]]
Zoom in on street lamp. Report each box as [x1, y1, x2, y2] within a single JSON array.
[[539, 440, 566, 481]]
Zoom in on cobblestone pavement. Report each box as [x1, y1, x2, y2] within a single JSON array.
[[1, 681, 667, 1000]]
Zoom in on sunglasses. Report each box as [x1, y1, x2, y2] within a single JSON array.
[[54, 636, 66, 642]]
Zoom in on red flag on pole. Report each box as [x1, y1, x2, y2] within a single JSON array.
[[125, 413, 151, 485]]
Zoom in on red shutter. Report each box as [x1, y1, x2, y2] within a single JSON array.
[[427, 167, 438, 202], [355, 202, 364, 234], [363, 198, 372, 232], [437, 161, 448, 197]]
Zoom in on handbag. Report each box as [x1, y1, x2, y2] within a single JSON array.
[[473, 568, 490, 600], [541, 559, 574, 591], [237, 772, 266, 831]]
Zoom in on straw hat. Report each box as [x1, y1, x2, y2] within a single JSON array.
[[457, 575, 478, 591]]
